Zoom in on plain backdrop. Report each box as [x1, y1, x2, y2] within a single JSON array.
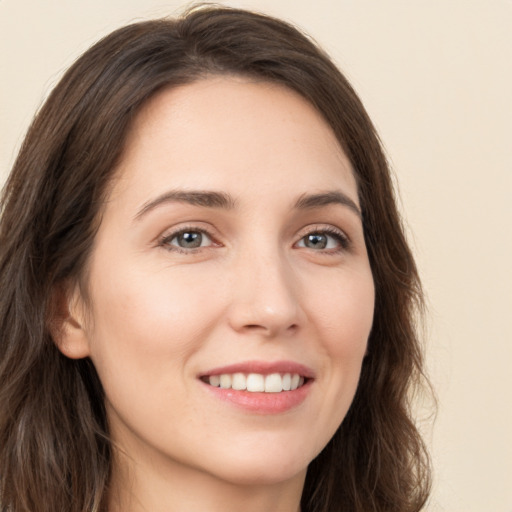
[[1, 1, 511, 511]]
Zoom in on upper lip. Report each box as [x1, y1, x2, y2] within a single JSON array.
[[199, 360, 316, 379]]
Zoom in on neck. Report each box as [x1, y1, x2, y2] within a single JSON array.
[[107, 447, 305, 512]]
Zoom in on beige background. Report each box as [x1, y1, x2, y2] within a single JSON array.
[[1, 1, 511, 510]]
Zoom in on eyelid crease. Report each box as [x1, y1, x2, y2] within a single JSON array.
[[296, 222, 350, 239]]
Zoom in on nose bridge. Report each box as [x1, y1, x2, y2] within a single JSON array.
[[228, 238, 302, 336]]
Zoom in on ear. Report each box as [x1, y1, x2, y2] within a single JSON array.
[[48, 281, 91, 359]]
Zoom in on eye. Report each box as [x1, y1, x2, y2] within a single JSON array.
[[295, 228, 349, 252], [161, 228, 214, 251]]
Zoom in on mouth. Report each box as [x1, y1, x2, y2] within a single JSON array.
[[198, 361, 314, 413], [200, 372, 308, 393]]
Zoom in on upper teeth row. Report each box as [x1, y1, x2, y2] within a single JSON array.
[[208, 373, 305, 393]]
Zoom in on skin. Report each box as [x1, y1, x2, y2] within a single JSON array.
[[57, 76, 375, 512]]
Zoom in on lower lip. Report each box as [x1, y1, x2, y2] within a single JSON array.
[[200, 380, 312, 414]]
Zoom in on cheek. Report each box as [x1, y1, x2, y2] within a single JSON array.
[[88, 259, 219, 351], [82, 257, 227, 410], [313, 267, 374, 352], [82, 260, 226, 443], [307, 267, 374, 405]]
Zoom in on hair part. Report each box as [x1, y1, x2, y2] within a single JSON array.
[[0, 5, 432, 511]]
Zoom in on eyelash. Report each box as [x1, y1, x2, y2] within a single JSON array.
[[159, 225, 350, 255]]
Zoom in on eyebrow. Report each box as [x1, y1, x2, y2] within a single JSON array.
[[294, 191, 362, 219], [134, 190, 237, 221], [134, 188, 361, 221]]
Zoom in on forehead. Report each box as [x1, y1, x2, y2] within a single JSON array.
[[111, 76, 358, 209]]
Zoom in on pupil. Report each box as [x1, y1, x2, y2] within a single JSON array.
[[306, 234, 327, 249], [179, 232, 202, 248]]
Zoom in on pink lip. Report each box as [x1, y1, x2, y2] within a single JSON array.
[[198, 360, 315, 414]]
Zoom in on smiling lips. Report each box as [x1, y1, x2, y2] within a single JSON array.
[[199, 361, 314, 413], [206, 372, 306, 393]]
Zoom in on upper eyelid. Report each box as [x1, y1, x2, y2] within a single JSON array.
[[162, 225, 211, 237], [160, 223, 217, 240], [297, 224, 350, 241]]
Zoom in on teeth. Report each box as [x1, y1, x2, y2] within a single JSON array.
[[209, 375, 220, 387], [290, 374, 300, 390], [265, 373, 282, 393], [246, 373, 265, 392], [232, 373, 246, 390], [219, 374, 232, 389], [207, 372, 306, 392]]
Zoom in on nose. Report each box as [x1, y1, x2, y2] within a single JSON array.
[[226, 249, 304, 338]]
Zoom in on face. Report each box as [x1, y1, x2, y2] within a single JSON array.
[[65, 77, 374, 488]]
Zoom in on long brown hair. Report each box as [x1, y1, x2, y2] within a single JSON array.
[[0, 6, 431, 511]]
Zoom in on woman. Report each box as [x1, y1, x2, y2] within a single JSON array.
[[0, 6, 431, 512]]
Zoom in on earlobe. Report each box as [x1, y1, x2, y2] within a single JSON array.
[[48, 281, 91, 359]]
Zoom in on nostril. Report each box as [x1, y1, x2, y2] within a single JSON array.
[[242, 323, 298, 334]]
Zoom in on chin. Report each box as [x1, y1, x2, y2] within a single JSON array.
[[199, 441, 313, 487], [212, 463, 307, 488]]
